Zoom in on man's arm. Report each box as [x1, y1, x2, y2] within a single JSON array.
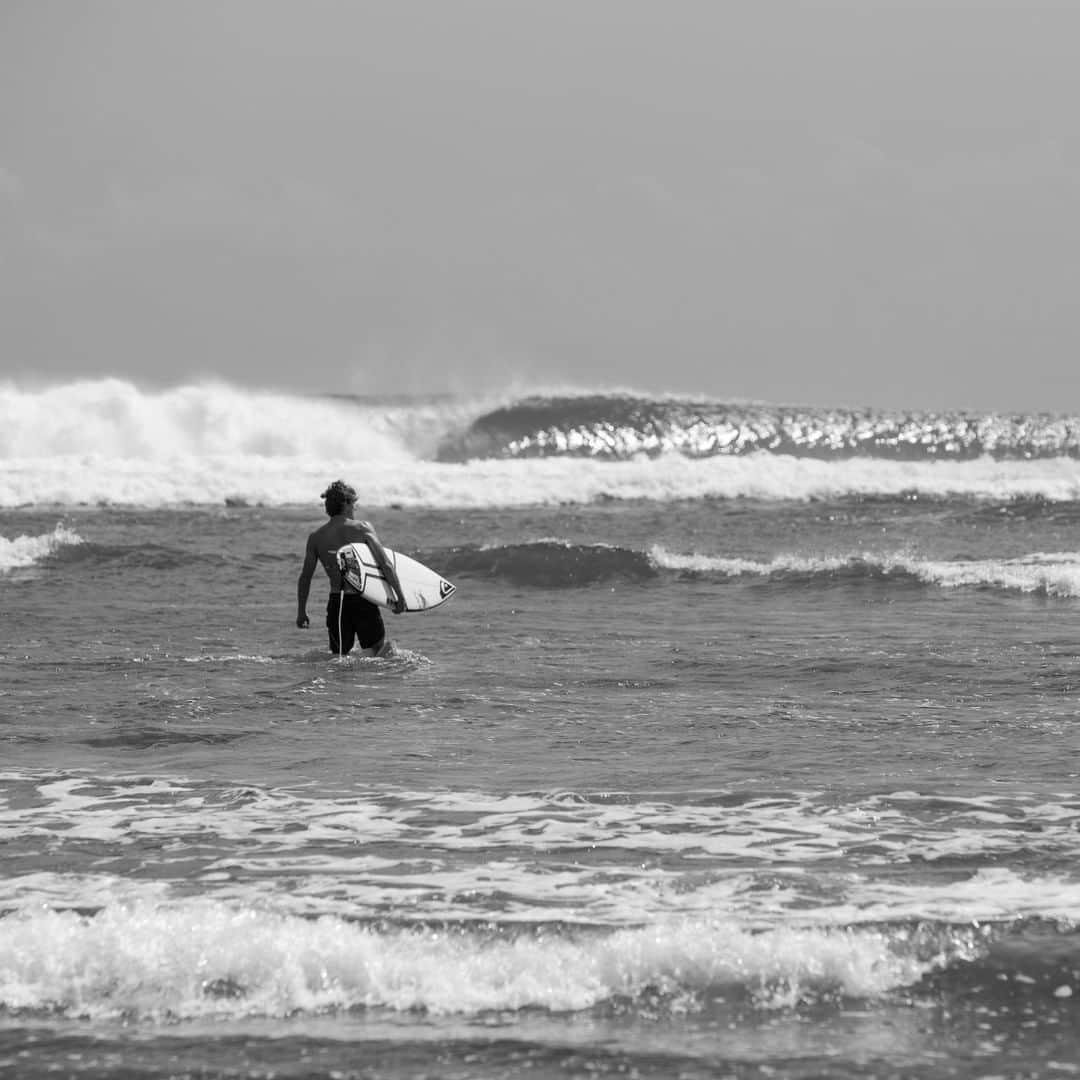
[[296, 534, 318, 627], [357, 521, 407, 613]]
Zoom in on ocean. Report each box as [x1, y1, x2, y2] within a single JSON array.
[[2, 379, 1080, 1079]]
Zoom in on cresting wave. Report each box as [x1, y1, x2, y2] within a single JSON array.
[[2, 901, 1079, 1022], [0, 525, 82, 572], [442, 542, 1080, 595], [438, 394, 1080, 462], [0, 900, 994, 1020], [4, 380, 1080, 507], [0, 378, 479, 463], [650, 547, 1080, 598]]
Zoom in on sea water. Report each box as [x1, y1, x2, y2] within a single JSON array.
[[2, 380, 1080, 1079]]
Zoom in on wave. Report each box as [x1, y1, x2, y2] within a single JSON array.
[[0, 899, 977, 1020], [405, 542, 1080, 597], [4, 896, 1080, 1021], [5, 381, 1080, 508], [0, 378, 495, 464], [0, 525, 82, 572], [4, 777, 1080, 1022], [439, 542, 658, 586], [438, 394, 1080, 463], [4, 453, 1080, 509], [651, 548, 1080, 598], [17, 532, 1080, 597]]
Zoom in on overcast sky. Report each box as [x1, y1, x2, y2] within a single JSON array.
[[2, 0, 1079, 411]]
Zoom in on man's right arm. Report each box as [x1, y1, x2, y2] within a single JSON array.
[[356, 521, 407, 613], [296, 534, 318, 628]]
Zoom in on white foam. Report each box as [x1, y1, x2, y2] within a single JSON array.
[[3, 452, 1080, 509], [4, 379, 1080, 507], [911, 551, 1080, 597], [0, 524, 82, 571], [0, 378, 419, 462], [5, 781, 1080, 929], [650, 546, 1080, 597], [792, 867, 1080, 928], [0, 899, 940, 1020], [2, 780, 1077, 1021]]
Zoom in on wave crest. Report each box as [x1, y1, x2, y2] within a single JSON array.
[[0, 901, 959, 1020], [0, 525, 82, 572], [5, 383, 1080, 507], [652, 548, 1080, 597], [438, 394, 1080, 463]]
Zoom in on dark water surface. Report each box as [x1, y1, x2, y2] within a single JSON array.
[[3, 494, 1080, 1079]]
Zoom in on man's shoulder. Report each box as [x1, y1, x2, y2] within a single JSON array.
[[306, 520, 342, 552]]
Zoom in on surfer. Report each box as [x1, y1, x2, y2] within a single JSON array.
[[296, 480, 406, 656]]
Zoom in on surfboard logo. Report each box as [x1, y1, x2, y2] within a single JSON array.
[[439, 579, 456, 599], [337, 547, 366, 593]]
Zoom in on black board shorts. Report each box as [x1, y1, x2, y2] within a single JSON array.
[[326, 592, 385, 655]]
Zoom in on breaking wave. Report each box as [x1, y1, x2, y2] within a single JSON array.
[[0, 900, 985, 1020], [5, 381, 1080, 507], [429, 543, 1080, 597], [650, 548, 1080, 598], [0, 525, 82, 572], [437, 394, 1080, 462], [3, 899, 1079, 1022]]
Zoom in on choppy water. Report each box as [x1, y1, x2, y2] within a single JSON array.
[[3, 381, 1080, 1078]]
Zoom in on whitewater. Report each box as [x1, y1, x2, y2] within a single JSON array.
[[4, 379, 1080, 507]]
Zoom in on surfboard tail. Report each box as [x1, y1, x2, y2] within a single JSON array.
[[337, 546, 366, 593]]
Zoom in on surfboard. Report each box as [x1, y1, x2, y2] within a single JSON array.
[[336, 542, 456, 612]]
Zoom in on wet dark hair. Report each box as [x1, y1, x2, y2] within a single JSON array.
[[321, 480, 357, 516]]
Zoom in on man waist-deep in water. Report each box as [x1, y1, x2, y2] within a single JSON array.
[[296, 480, 405, 656]]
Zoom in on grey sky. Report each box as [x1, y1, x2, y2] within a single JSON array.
[[2, 0, 1079, 411]]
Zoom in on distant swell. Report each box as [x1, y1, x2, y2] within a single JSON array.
[[434, 544, 1080, 597], [437, 395, 1080, 463], [438, 542, 658, 587]]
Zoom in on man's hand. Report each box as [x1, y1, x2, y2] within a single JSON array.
[[296, 614, 310, 629], [391, 597, 406, 615]]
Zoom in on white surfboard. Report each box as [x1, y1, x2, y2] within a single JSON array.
[[336, 542, 456, 612]]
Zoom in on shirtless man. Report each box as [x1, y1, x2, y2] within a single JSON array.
[[296, 480, 406, 656]]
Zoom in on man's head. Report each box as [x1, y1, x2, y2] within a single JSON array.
[[321, 480, 357, 517]]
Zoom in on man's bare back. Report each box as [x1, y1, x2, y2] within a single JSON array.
[[305, 518, 382, 594]]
